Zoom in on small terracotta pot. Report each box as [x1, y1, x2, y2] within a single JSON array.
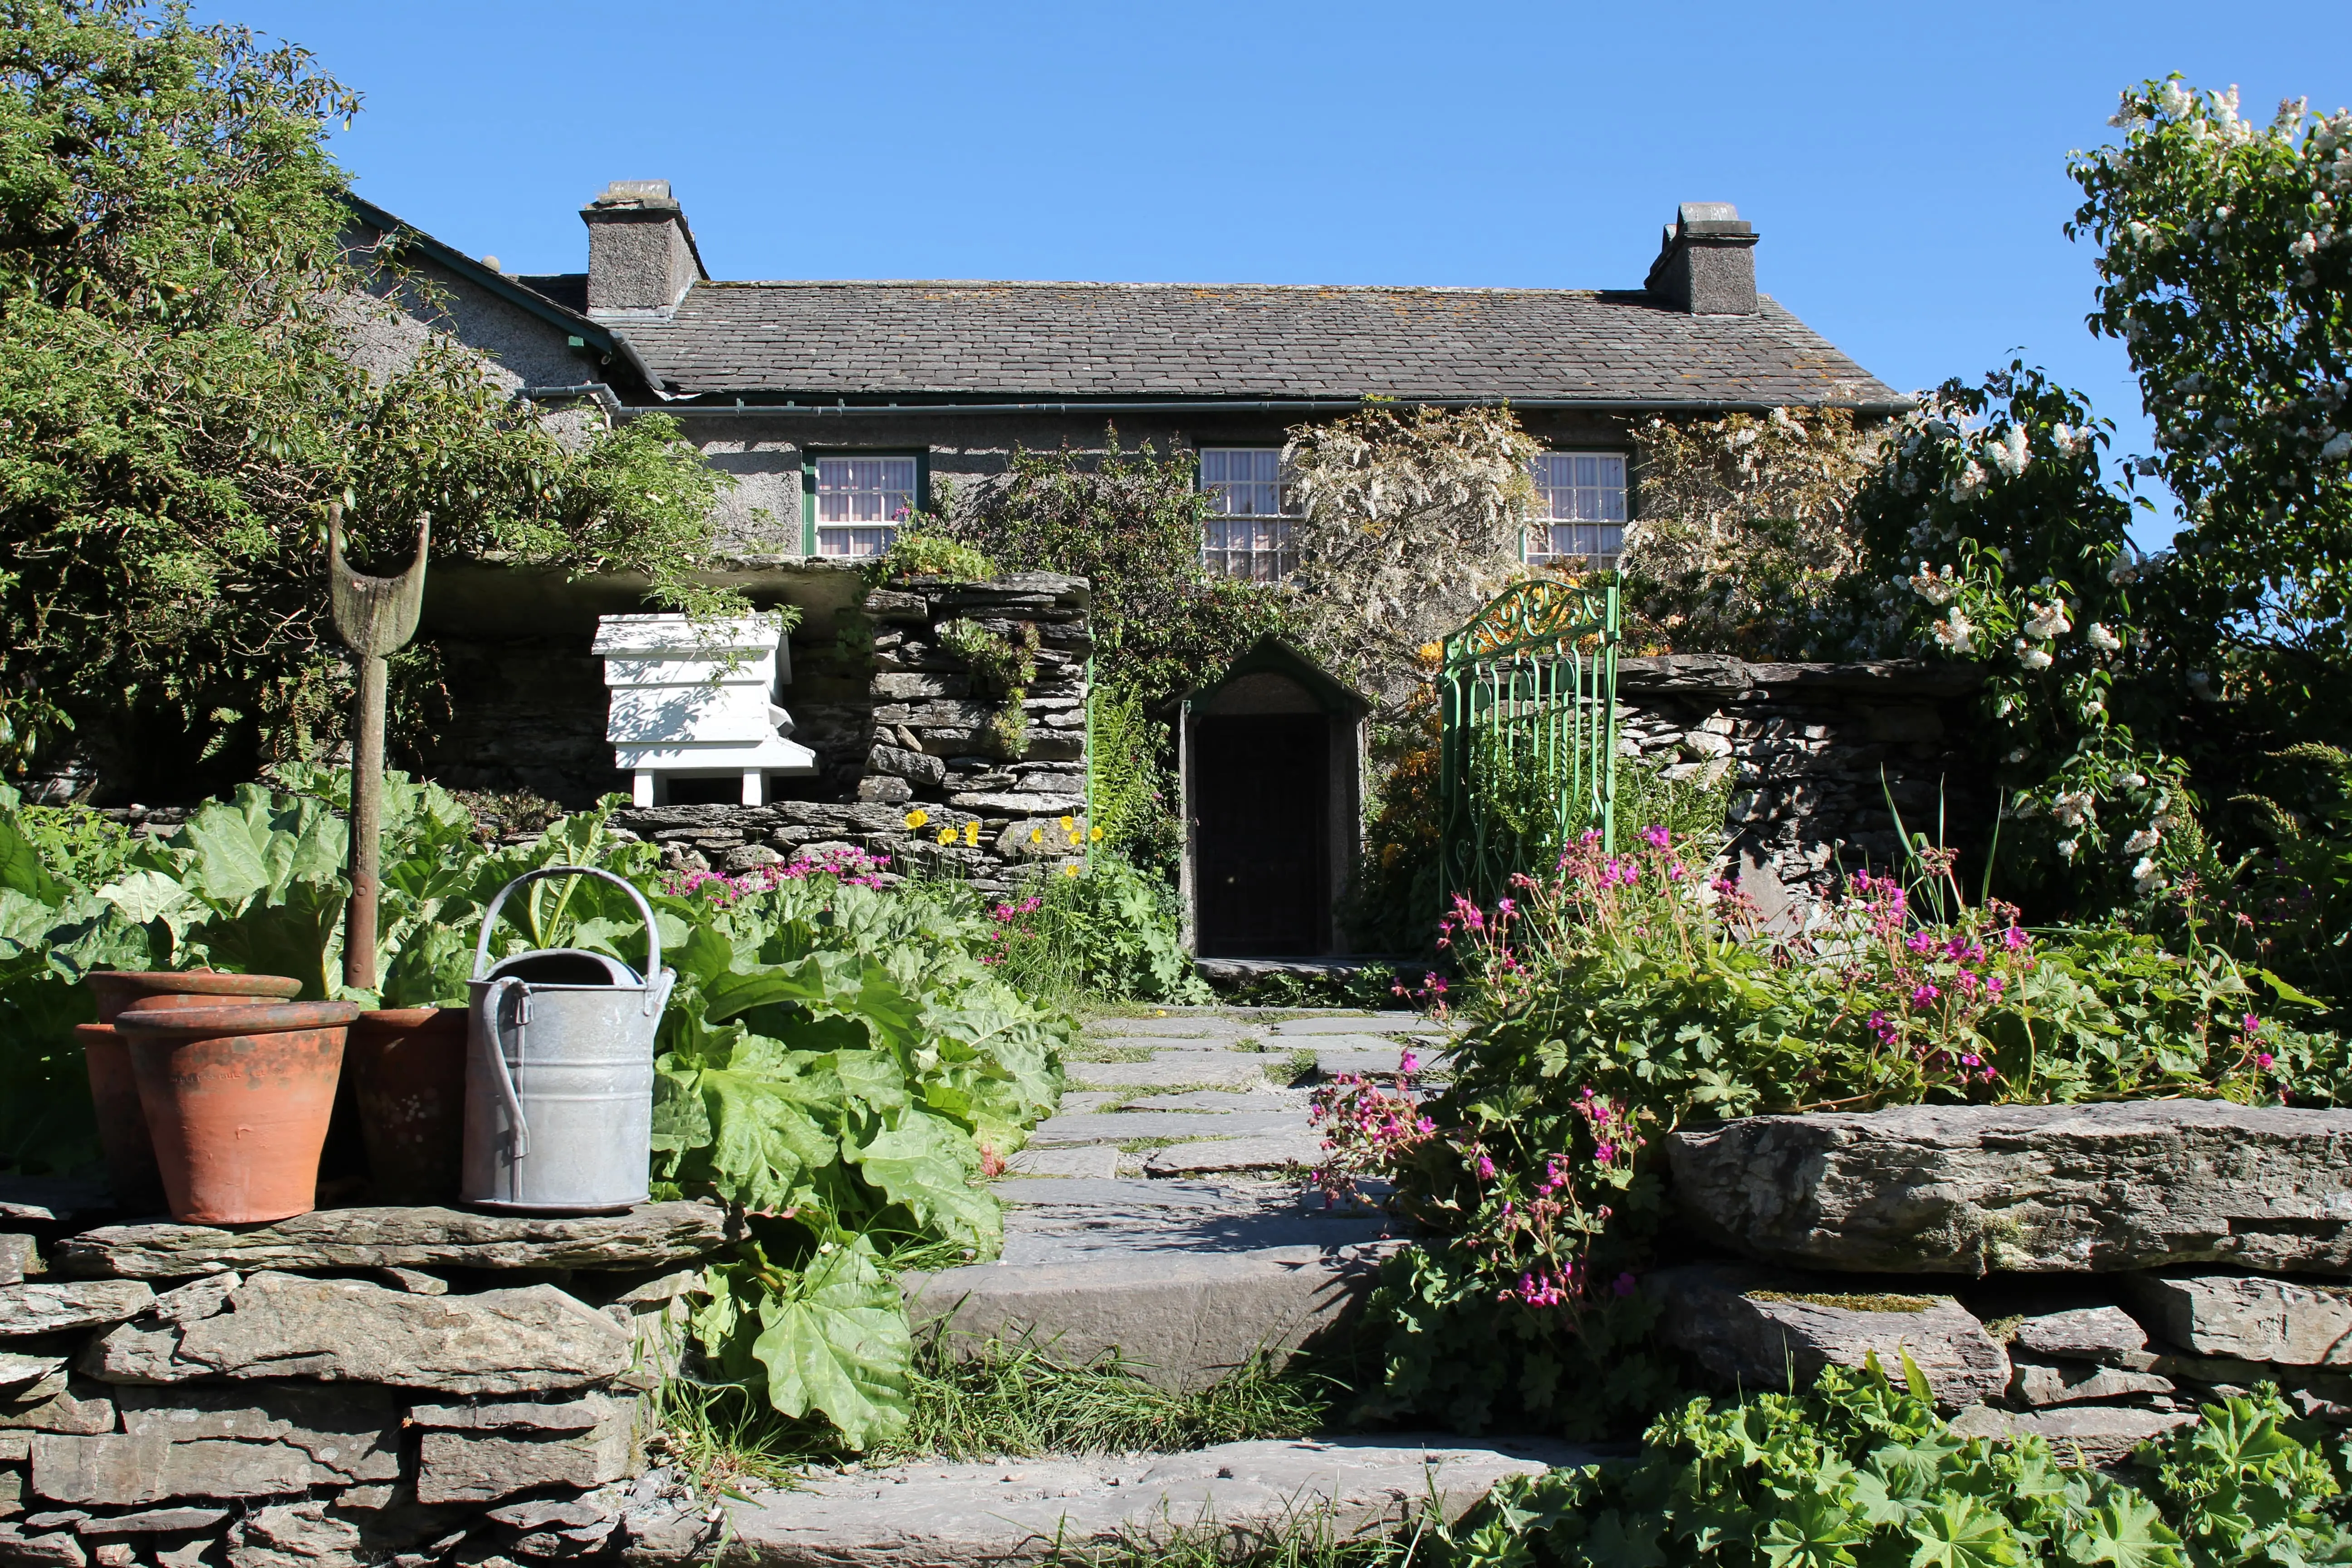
[[73, 1023, 165, 1213], [347, 1007, 468, 1205], [117, 999, 361, 1225], [86, 970, 304, 1024]]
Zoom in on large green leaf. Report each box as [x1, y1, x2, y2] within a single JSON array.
[[1906, 1497, 2018, 1568], [0, 813, 67, 906], [2064, 1494, 2184, 1568], [698, 1066, 839, 1214], [750, 1238, 911, 1450], [848, 1112, 1000, 1253]]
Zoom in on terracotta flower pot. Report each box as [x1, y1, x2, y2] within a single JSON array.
[[117, 999, 361, 1225], [73, 1023, 165, 1213], [347, 1007, 468, 1205], [80, 971, 301, 1212], [86, 970, 304, 1024]]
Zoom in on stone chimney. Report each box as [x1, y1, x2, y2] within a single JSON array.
[[580, 179, 706, 316], [1644, 202, 1758, 315]]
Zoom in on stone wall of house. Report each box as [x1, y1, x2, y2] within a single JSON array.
[[1614, 655, 1988, 925], [1650, 1102, 2352, 1465], [613, 573, 1092, 894], [0, 1199, 728, 1568]]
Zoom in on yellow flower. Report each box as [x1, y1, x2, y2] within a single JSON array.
[[1063, 862, 1081, 878], [1416, 641, 1444, 665], [904, 809, 930, 829], [1088, 825, 1103, 843], [962, 820, 980, 847], [1058, 816, 1075, 832], [936, 827, 956, 845], [1066, 829, 1082, 845], [1028, 828, 1044, 844]]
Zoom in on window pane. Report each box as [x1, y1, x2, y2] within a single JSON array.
[[1524, 452, 1628, 568], [813, 455, 914, 557], [1198, 448, 1296, 578]]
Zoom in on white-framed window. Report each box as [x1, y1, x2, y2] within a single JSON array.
[[1200, 447, 1298, 581], [1525, 452, 1628, 568], [813, 456, 917, 558]]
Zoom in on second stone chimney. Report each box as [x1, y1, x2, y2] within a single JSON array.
[[1644, 202, 1759, 315], [581, 180, 706, 316]]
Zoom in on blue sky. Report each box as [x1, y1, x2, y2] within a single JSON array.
[[229, 2, 2348, 544]]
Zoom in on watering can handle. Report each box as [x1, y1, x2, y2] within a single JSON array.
[[480, 976, 532, 1161], [471, 865, 663, 983]]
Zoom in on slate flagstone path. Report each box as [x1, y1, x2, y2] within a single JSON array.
[[614, 1008, 1607, 1566]]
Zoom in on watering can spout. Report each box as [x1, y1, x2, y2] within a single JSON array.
[[461, 866, 673, 1215]]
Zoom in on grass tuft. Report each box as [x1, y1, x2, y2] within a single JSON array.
[[896, 1333, 1339, 1461]]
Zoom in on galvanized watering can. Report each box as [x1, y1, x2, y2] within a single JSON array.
[[461, 866, 675, 1214]]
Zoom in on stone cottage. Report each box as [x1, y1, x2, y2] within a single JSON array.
[[338, 183, 1916, 952]]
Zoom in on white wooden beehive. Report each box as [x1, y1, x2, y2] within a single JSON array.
[[593, 612, 817, 805]]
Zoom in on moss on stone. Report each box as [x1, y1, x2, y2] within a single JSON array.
[[1745, 1289, 1940, 1315]]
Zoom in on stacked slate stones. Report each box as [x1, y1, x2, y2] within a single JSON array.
[[616, 573, 1091, 894], [0, 1200, 735, 1568], [1646, 1100, 2352, 1463], [1612, 654, 1985, 921]]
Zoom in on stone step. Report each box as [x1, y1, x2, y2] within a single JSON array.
[[620, 1435, 1597, 1566], [1144, 1135, 1323, 1175], [994, 1179, 1393, 1263], [1269, 1014, 1423, 1034], [1063, 1058, 1277, 1090], [904, 1243, 1394, 1394], [1026, 1111, 1307, 1147], [1122, 1090, 1303, 1113]]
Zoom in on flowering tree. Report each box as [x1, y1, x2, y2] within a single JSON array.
[[1283, 403, 1539, 704], [2070, 81, 2352, 731], [1620, 407, 1886, 657], [1848, 364, 2187, 906]]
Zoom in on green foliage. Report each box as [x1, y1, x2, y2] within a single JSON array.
[[1428, 1369, 2352, 1568], [1322, 827, 2344, 1433], [1085, 684, 1180, 877], [987, 855, 1213, 1005], [0, 771, 1066, 1452], [936, 617, 1039, 758], [0, 1, 739, 782], [873, 530, 996, 583], [2071, 83, 2352, 737], [1620, 408, 1885, 659], [1849, 364, 2178, 912], [944, 430, 1289, 709]]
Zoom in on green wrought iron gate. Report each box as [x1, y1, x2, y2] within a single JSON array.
[[1437, 578, 1622, 903]]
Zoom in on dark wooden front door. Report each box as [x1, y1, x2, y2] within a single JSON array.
[[1194, 714, 1329, 956]]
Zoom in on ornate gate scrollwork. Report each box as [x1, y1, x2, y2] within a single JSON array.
[[1437, 577, 1621, 904]]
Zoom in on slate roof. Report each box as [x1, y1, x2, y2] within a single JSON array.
[[613, 280, 1906, 408]]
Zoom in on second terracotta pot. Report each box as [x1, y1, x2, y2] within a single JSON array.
[[86, 969, 304, 1023], [73, 1023, 165, 1213], [346, 1007, 468, 1205], [117, 999, 361, 1225]]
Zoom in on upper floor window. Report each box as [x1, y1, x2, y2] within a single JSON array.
[[1200, 447, 1298, 581], [1525, 452, 1627, 569], [813, 456, 916, 558]]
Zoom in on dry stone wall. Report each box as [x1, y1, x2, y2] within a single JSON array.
[[1615, 655, 1986, 926], [0, 1201, 731, 1568], [617, 573, 1092, 894], [1651, 1101, 2352, 1465]]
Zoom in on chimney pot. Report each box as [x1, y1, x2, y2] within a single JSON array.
[[580, 179, 705, 315], [1646, 201, 1759, 315]]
